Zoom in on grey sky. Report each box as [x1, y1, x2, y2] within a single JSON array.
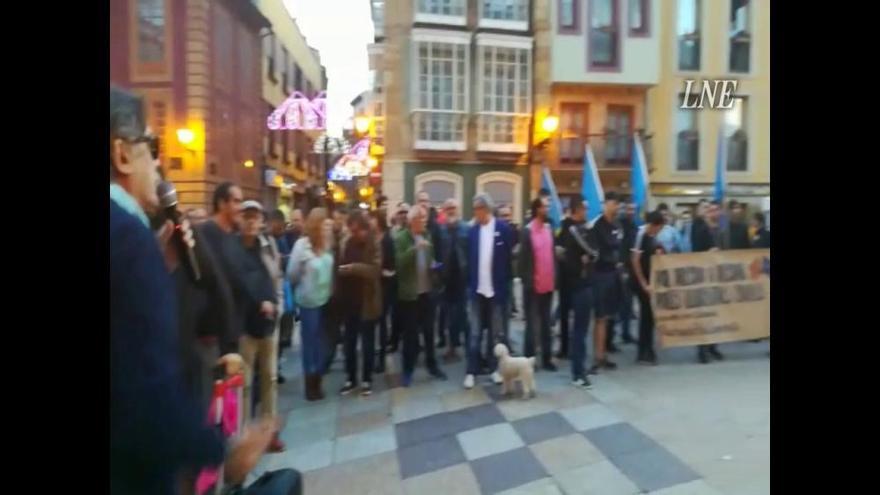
[[284, 0, 373, 137]]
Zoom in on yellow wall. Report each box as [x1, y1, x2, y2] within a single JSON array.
[[256, 0, 324, 184], [648, 0, 769, 188], [257, 0, 323, 102]]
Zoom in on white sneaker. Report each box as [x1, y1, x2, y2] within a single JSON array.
[[492, 371, 503, 384], [463, 374, 475, 389]]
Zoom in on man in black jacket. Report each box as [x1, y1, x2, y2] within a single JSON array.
[[589, 192, 623, 374], [727, 200, 751, 250], [691, 200, 726, 363], [438, 199, 470, 362], [174, 222, 237, 412], [562, 199, 595, 389], [554, 197, 580, 359], [200, 182, 249, 343], [617, 200, 638, 345]]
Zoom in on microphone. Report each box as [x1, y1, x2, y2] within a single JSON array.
[[157, 181, 202, 282]]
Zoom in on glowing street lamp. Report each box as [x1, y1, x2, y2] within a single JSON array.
[[354, 116, 371, 135], [243, 159, 255, 168], [176, 128, 195, 148], [541, 116, 559, 134]]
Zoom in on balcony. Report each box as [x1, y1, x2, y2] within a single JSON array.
[[412, 110, 467, 151], [476, 114, 530, 153]]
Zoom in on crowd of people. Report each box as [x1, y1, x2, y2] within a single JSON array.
[[109, 86, 771, 494]]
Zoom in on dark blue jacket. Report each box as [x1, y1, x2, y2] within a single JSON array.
[[439, 220, 469, 288], [467, 218, 514, 304], [110, 201, 224, 495]]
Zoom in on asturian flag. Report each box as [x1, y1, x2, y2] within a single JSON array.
[[541, 166, 564, 231], [714, 125, 728, 203], [630, 132, 651, 225], [582, 144, 605, 224]]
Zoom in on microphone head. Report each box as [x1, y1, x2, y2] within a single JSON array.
[[157, 181, 179, 209]]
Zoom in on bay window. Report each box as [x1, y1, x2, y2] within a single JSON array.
[[415, 0, 466, 25], [476, 39, 532, 152], [412, 32, 469, 149], [480, 0, 529, 30]]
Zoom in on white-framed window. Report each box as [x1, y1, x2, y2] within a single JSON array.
[[476, 172, 523, 223], [728, 0, 752, 73], [415, 171, 463, 210], [675, 93, 699, 172], [479, 0, 529, 31], [724, 96, 748, 172], [411, 30, 470, 150], [476, 35, 532, 153], [414, 0, 466, 26], [677, 0, 701, 72]]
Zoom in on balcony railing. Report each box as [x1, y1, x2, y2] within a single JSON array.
[[555, 132, 652, 169]]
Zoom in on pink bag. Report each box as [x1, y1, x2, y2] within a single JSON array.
[[195, 374, 244, 495]]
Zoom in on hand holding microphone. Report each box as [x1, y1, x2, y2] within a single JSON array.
[[156, 181, 202, 282]]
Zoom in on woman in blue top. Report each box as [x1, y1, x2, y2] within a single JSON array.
[[287, 207, 334, 401]]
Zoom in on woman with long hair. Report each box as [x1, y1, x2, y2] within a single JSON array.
[[287, 208, 334, 400]]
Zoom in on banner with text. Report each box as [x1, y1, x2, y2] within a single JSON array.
[[651, 250, 770, 347]]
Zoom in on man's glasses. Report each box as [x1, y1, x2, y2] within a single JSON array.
[[127, 134, 160, 160]]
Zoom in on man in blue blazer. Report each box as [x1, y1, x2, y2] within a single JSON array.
[[110, 87, 272, 494], [463, 193, 515, 390]]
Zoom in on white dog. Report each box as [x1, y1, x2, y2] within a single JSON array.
[[494, 343, 536, 399]]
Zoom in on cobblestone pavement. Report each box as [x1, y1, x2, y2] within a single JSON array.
[[249, 303, 770, 495]]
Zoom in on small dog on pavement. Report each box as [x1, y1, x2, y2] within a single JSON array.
[[494, 343, 536, 399]]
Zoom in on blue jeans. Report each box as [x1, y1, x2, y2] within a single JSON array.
[[441, 288, 470, 348], [299, 307, 324, 375], [467, 295, 507, 375], [570, 285, 595, 379]]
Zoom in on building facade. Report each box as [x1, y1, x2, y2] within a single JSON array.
[[110, 0, 271, 210], [536, 0, 660, 208], [647, 0, 770, 214], [254, 0, 327, 212], [376, 0, 538, 222]]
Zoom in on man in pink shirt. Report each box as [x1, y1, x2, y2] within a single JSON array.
[[519, 197, 558, 371]]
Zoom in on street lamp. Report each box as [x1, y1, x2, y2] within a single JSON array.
[[541, 116, 559, 134], [536, 115, 559, 150], [176, 128, 195, 148], [354, 116, 371, 136]]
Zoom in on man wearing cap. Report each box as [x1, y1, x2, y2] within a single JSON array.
[[238, 200, 286, 452], [110, 87, 273, 493], [463, 193, 515, 389]]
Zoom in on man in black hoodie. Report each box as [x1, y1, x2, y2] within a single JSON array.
[[554, 196, 582, 359], [727, 200, 751, 250]]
